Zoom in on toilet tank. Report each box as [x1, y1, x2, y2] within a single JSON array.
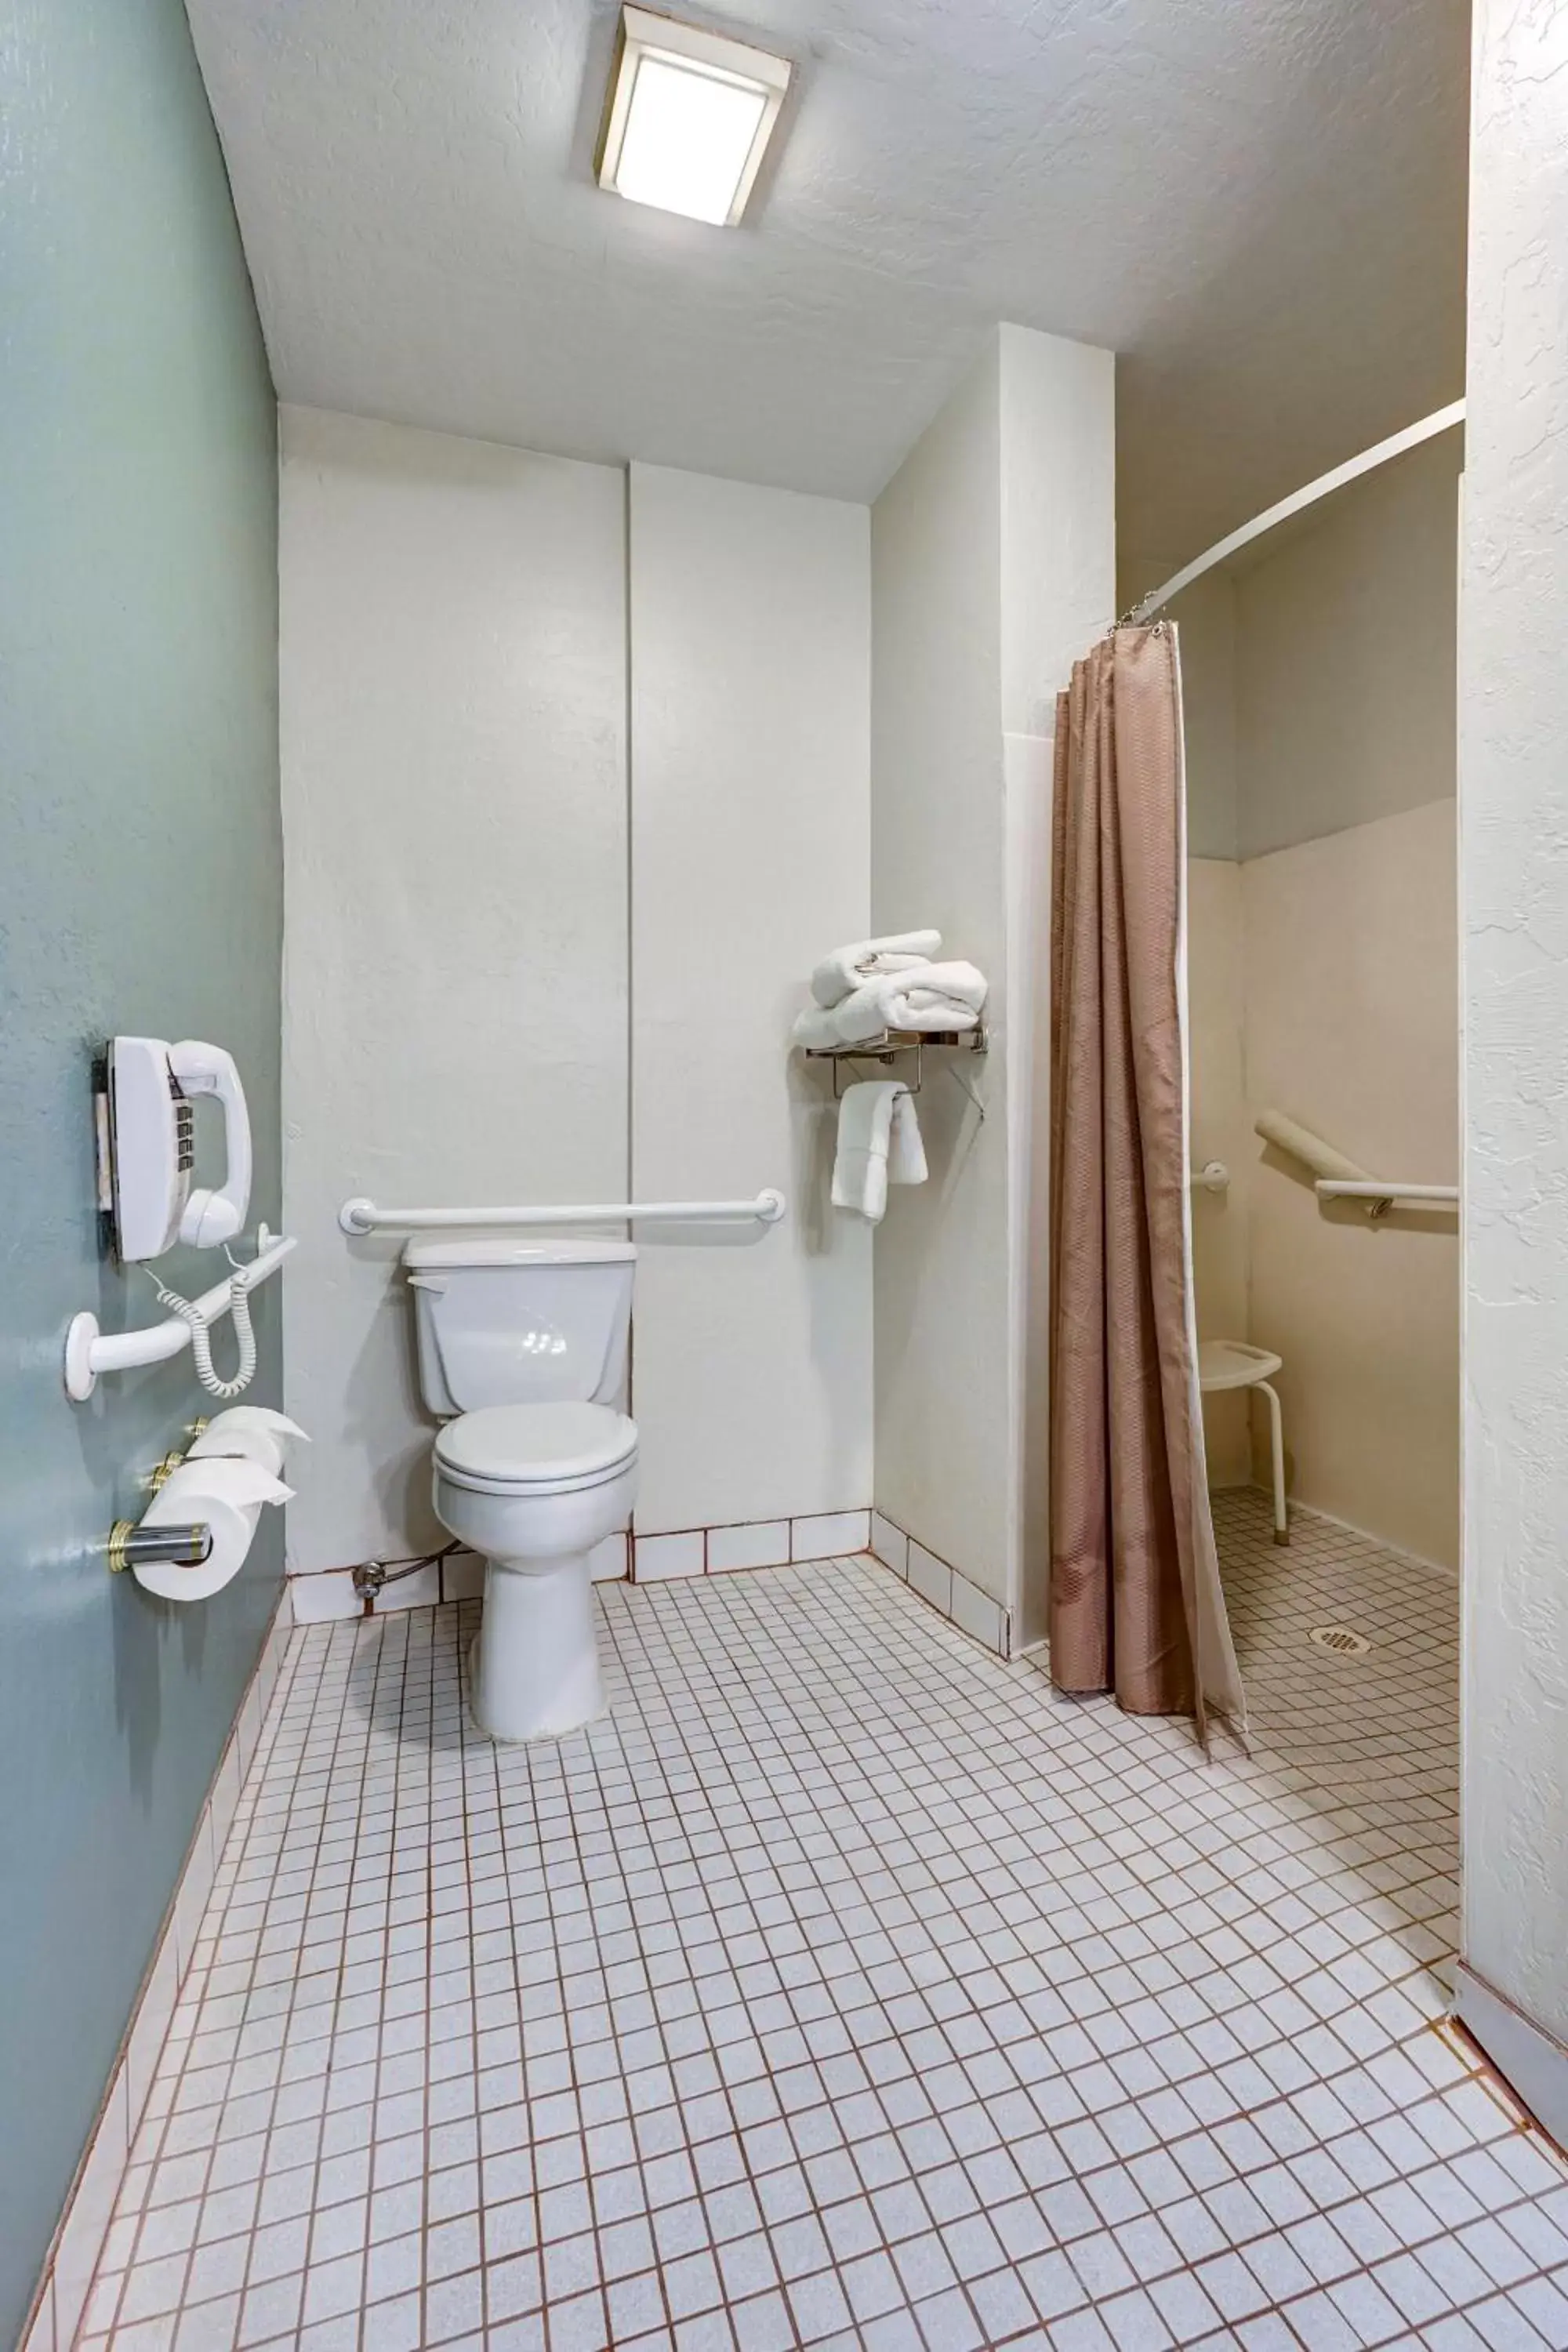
[[404, 1237, 635, 1417]]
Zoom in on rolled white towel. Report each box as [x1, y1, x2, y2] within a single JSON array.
[[831, 1081, 927, 1222], [811, 930, 942, 1008], [789, 964, 987, 1058], [880, 960, 988, 1028], [793, 960, 987, 1048]]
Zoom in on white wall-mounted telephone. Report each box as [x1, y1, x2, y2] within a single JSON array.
[[95, 1036, 253, 1263]]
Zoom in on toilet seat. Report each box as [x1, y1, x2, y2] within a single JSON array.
[[435, 1401, 637, 1497]]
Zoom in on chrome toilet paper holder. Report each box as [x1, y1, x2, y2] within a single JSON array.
[[107, 1520, 214, 1573]]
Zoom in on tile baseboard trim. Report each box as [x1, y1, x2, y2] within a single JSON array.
[[869, 1508, 1011, 1657], [631, 1509, 873, 1582], [1453, 1963, 1568, 2157], [284, 1515, 877, 1616], [286, 1537, 627, 1622], [20, 1585, 295, 2352], [287, 1544, 484, 1623]]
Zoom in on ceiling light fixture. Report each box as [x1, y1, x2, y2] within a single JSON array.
[[597, 6, 792, 228]]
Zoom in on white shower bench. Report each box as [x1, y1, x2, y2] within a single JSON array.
[[1200, 1340, 1290, 1544]]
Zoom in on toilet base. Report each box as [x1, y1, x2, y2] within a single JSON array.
[[468, 1550, 605, 1743]]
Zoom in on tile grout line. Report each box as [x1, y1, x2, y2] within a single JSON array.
[[75, 1497, 1568, 2352]]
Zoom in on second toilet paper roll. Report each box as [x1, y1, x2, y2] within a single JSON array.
[[189, 1405, 310, 1483], [135, 1459, 292, 1602]]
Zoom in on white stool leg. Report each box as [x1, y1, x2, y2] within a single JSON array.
[[1255, 1380, 1288, 1544]]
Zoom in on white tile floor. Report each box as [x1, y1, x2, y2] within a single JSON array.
[[82, 1494, 1568, 2352]]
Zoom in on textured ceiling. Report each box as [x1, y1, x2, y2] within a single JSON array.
[[187, 0, 1468, 573]]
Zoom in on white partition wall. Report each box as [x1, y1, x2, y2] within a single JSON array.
[[280, 355, 1109, 1622], [628, 464, 874, 1545], [1454, 0, 1568, 2143], [280, 409, 630, 1573], [870, 346, 1008, 1610], [871, 326, 1115, 1642], [281, 421, 873, 1581]]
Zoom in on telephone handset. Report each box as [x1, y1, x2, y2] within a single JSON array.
[[97, 1037, 253, 1263]]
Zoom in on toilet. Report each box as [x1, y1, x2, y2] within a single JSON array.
[[405, 1236, 637, 1742]]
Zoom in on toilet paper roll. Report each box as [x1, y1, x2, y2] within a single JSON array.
[[135, 1459, 293, 1602], [189, 1406, 310, 1483]]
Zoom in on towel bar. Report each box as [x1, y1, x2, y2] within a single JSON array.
[[339, 1192, 788, 1236]]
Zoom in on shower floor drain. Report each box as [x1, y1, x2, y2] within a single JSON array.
[[1308, 1624, 1372, 1657]]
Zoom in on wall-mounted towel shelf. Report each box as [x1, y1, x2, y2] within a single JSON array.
[[339, 1192, 788, 1236], [64, 1226, 296, 1403], [802, 1025, 987, 1102]]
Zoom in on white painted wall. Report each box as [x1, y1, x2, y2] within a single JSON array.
[[627, 463, 873, 1534], [1000, 328, 1117, 1643], [872, 345, 1006, 1601], [282, 421, 875, 1572], [872, 327, 1114, 1620], [1455, 0, 1568, 2107], [1243, 800, 1459, 1569], [1177, 444, 1460, 1568], [1234, 434, 1460, 859], [279, 408, 630, 1571]]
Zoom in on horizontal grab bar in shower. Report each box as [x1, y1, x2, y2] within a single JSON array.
[[339, 1191, 788, 1236], [1254, 1109, 1456, 1220], [1315, 1180, 1457, 1207]]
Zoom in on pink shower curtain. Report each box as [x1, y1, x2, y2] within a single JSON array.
[[1048, 623, 1245, 1737]]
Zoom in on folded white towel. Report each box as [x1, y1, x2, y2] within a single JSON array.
[[831, 1081, 927, 1222], [881, 960, 988, 1025], [811, 930, 942, 1009], [793, 960, 988, 1048], [888, 1090, 928, 1189]]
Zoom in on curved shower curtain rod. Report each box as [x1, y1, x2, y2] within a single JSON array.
[[1128, 397, 1466, 626]]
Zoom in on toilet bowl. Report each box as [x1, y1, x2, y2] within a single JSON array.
[[432, 1402, 637, 1742], [405, 1236, 638, 1744]]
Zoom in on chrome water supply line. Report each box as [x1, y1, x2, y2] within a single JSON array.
[[353, 1541, 460, 1617]]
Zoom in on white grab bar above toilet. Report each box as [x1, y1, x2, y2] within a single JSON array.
[[339, 1190, 788, 1236]]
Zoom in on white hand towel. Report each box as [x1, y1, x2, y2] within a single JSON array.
[[831, 1080, 926, 1222], [792, 960, 987, 1048], [811, 930, 942, 1008], [888, 1090, 927, 1188]]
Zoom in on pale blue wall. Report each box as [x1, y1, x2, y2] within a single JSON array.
[[0, 1, 281, 2332]]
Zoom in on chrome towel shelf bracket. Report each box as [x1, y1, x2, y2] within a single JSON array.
[[802, 1025, 988, 1103]]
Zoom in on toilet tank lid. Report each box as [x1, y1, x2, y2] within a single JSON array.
[[403, 1236, 637, 1269]]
